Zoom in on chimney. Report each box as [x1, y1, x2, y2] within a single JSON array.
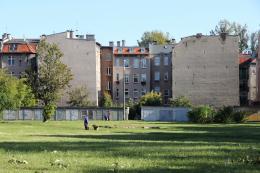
[[122, 40, 125, 47], [86, 34, 95, 41], [2, 33, 8, 40], [66, 30, 74, 38], [109, 41, 114, 47], [40, 34, 47, 40], [117, 41, 120, 47]]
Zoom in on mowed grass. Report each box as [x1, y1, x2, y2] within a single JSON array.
[[0, 121, 260, 173]]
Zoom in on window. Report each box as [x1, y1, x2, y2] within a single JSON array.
[[10, 72, 15, 76], [125, 88, 129, 98], [141, 58, 147, 68], [133, 74, 139, 83], [8, 56, 15, 66], [140, 48, 145, 53], [115, 58, 120, 66], [141, 74, 146, 82], [26, 56, 30, 65], [154, 57, 160, 66], [164, 72, 169, 81], [124, 59, 129, 67], [164, 89, 169, 96], [124, 74, 129, 83], [164, 56, 169, 66], [19, 58, 22, 66], [106, 67, 112, 76], [154, 87, 160, 93], [129, 47, 134, 53], [133, 89, 138, 98], [106, 81, 111, 90], [9, 44, 17, 51], [118, 48, 122, 53], [141, 88, 146, 96], [116, 88, 119, 98], [133, 59, 139, 68], [154, 71, 160, 81], [116, 73, 120, 81]]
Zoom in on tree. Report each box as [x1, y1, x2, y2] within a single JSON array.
[[139, 91, 162, 106], [67, 86, 92, 107], [169, 96, 192, 108], [0, 70, 36, 114], [138, 30, 171, 47], [26, 40, 73, 122], [210, 19, 249, 52], [250, 31, 260, 52], [101, 91, 113, 108]]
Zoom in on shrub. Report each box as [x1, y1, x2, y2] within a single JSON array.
[[233, 111, 248, 123], [188, 105, 215, 123], [169, 96, 192, 108], [139, 91, 162, 106], [214, 106, 234, 123]]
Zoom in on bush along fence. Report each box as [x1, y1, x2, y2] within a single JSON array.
[[2, 107, 124, 121]]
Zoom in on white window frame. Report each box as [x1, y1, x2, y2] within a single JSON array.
[[124, 74, 129, 83], [106, 67, 112, 76], [8, 56, 15, 66], [115, 58, 120, 66], [124, 59, 130, 68], [154, 87, 160, 93], [133, 59, 139, 68], [154, 71, 160, 81], [133, 89, 139, 98], [125, 88, 129, 98], [141, 58, 147, 68], [164, 56, 169, 66], [106, 81, 111, 90], [116, 73, 119, 81], [164, 72, 169, 81], [133, 74, 139, 83], [141, 74, 146, 82], [164, 89, 169, 96], [141, 88, 146, 96], [154, 57, 160, 66]]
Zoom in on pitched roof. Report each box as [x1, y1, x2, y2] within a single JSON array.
[[113, 47, 149, 55], [2, 41, 38, 54]]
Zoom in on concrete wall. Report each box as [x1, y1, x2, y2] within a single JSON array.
[[172, 35, 239, 107], [45, 31, 101, 106], [141, 106, 189, 121]]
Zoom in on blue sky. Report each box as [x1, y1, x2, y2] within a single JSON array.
[[1, 0, 259, 45]]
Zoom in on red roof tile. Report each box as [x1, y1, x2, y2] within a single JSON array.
[[2, 43, 37, 54]]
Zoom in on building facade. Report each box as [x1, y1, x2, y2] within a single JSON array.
[[112, 41, 150, 104], [172, 34, 239, 107], [149, 44, 175, 105], [0, 33, 39, 78], [239, 55, 257, 105], [100, 45, 113, 98], [44, 31, 101, 106], [256, 36, 260, 102]]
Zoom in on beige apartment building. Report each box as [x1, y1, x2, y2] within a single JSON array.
[[112, 41, 150, 104], [172, 34, 240, 107], [44, 31, 101, 106]]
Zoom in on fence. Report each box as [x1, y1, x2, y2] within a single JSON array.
[[2, 107, 124, 121], [141, 106, 190, 122]]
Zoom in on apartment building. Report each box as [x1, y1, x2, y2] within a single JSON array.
[[149, 44, 175, 105], [112, 41, 150, 104], [172, 34, 239, 107], [100, 44, 113, 98], [0, 33, 39, 77], [44, 31, 101, 106]]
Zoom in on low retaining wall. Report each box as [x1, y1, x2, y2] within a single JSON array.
[[3, 107, 124, 121], [141, 106, 190, 122]]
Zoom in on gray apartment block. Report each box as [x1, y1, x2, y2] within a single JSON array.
[[44, 31, 101, 106], [112, 43, 150, 104], [149, 44, 175, 104], [172, 34, 239, 107]]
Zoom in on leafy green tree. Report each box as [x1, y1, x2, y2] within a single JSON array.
[[67, 86, 92, 107], [210, 19, 249, 52], [138, 30, 171, 47], [101, 91, 113, 108], [0, 70, 36, 114], [139, 91, 162, 106], [26, 40, 73, 122], [169, 96, 192, 108]]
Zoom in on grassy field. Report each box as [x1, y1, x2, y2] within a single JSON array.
[[0, 121, 260, 173]]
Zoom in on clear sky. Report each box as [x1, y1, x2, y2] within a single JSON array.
[[1, 0, 259, 46]]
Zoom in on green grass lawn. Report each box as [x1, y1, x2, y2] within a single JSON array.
[[0, 120, 259, 173]]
